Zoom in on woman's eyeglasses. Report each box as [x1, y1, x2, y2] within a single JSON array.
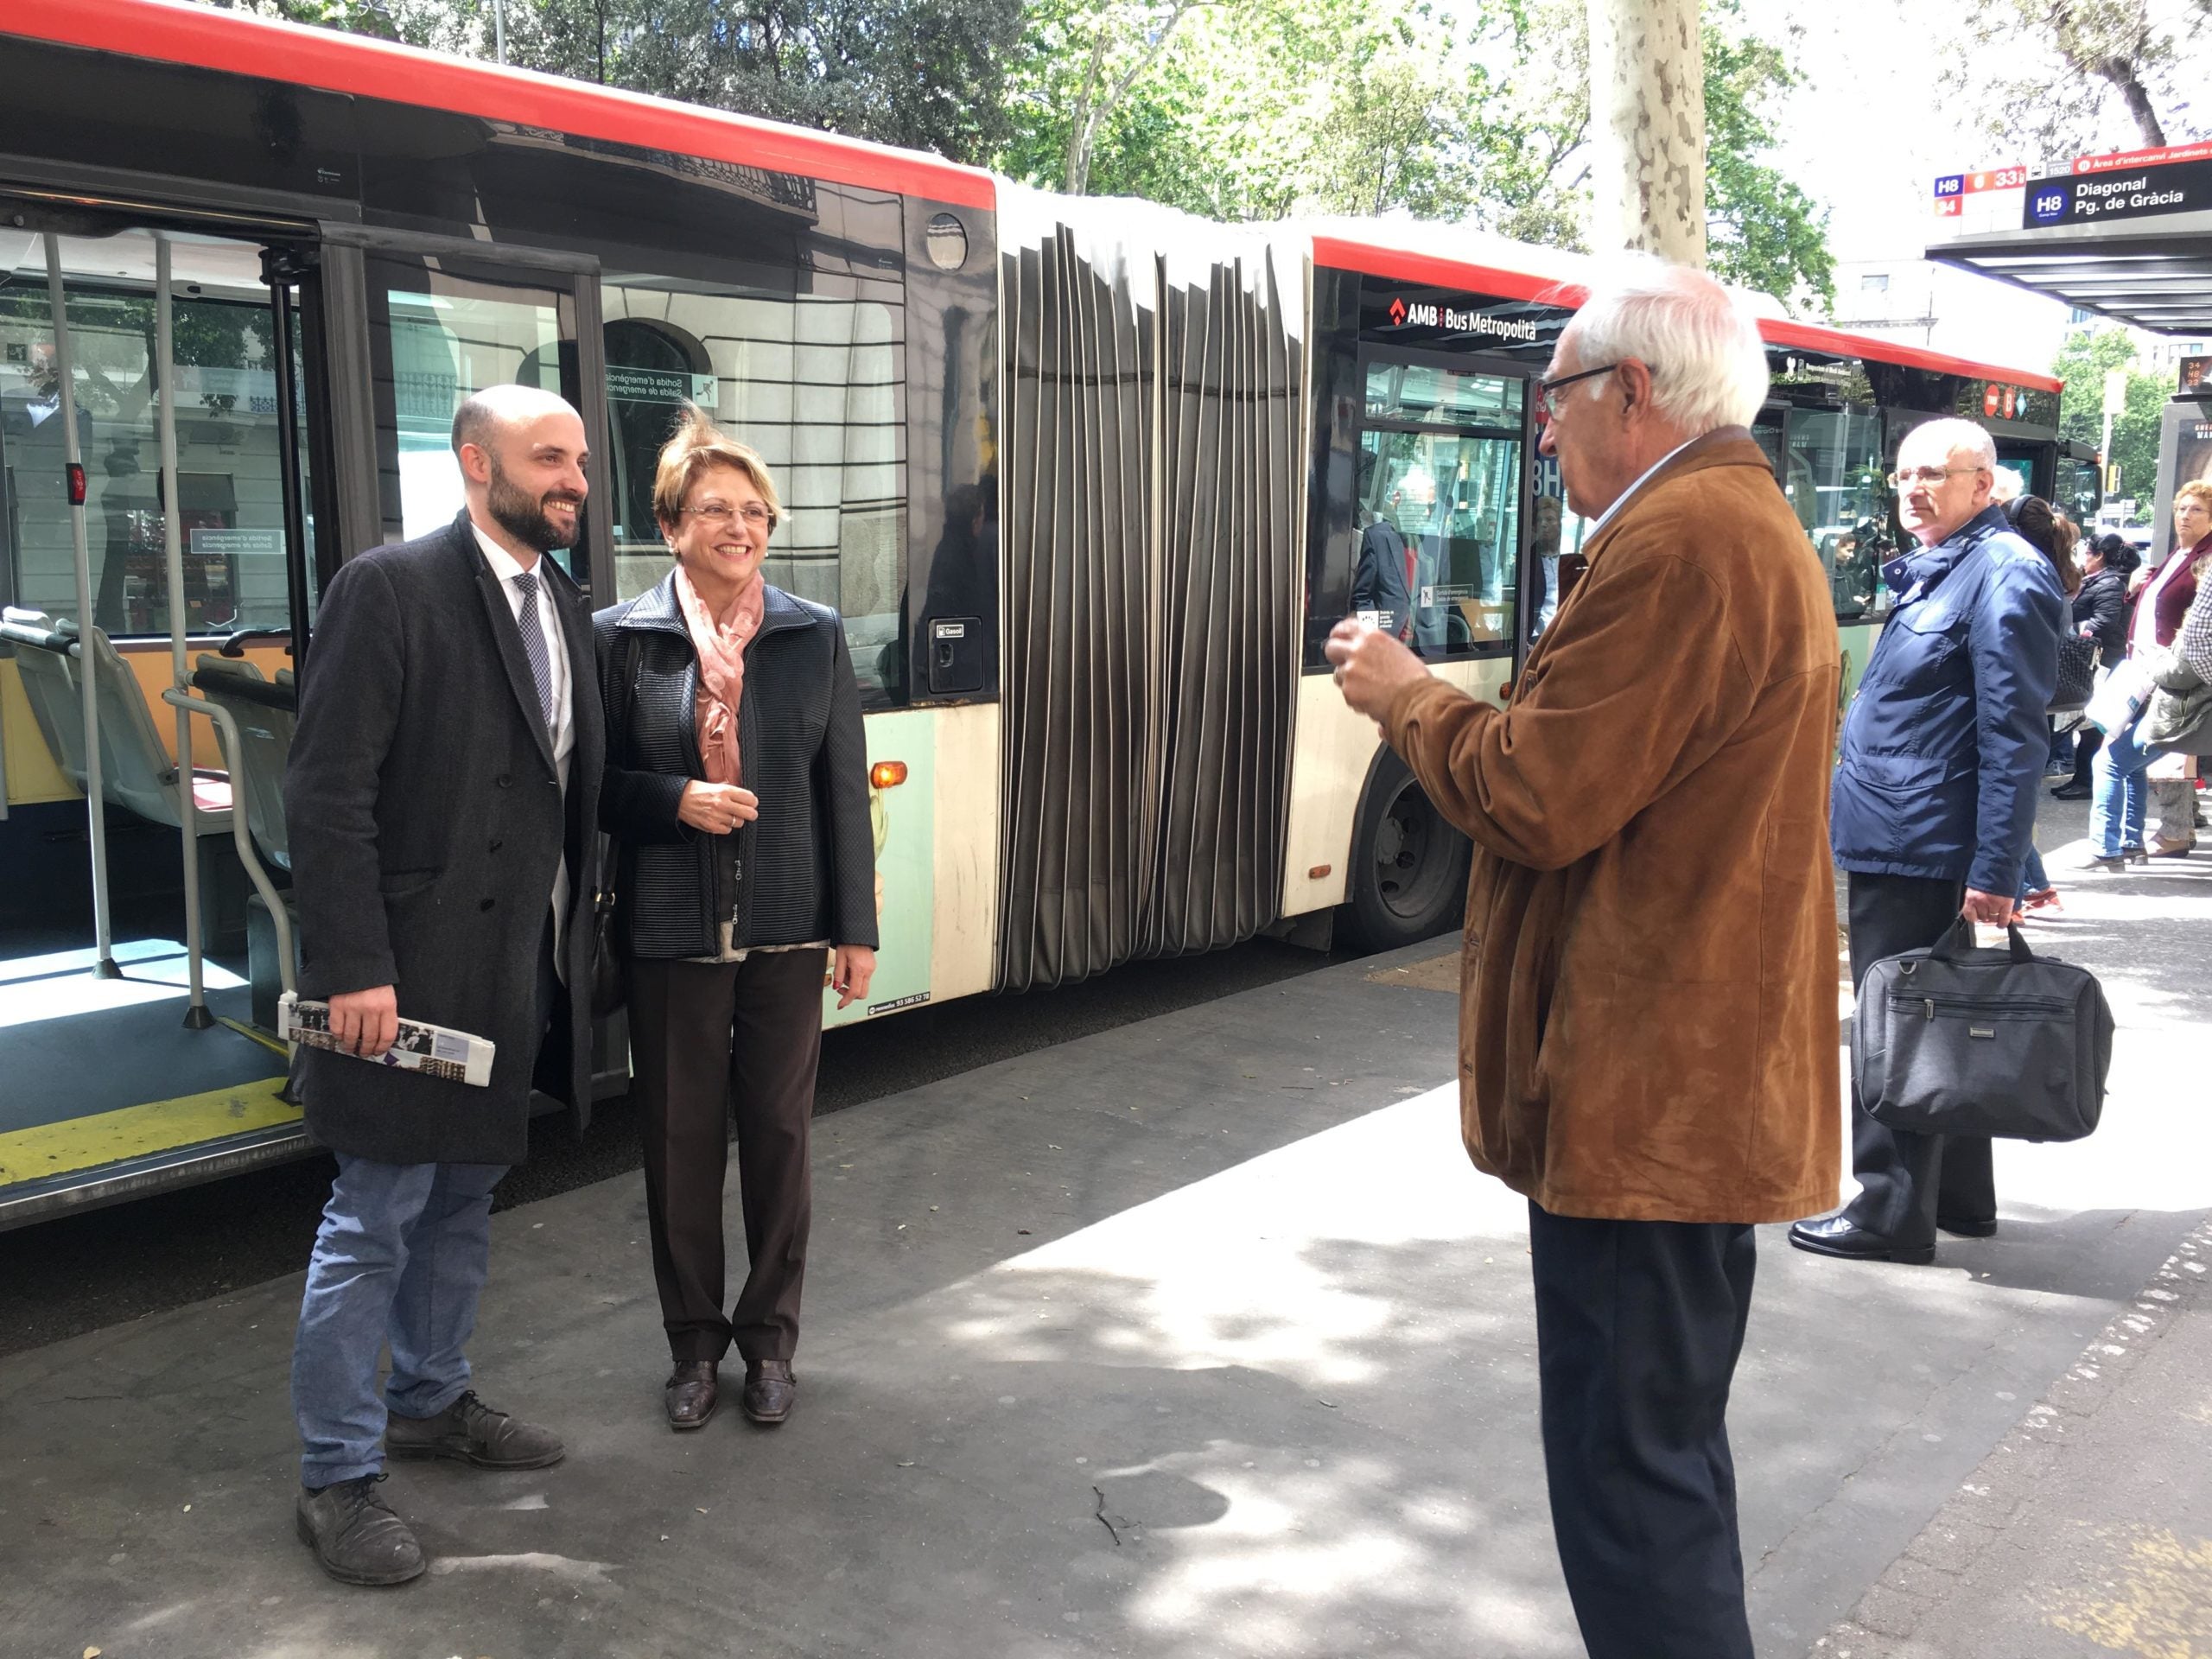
[[683, 502, 775, 531]]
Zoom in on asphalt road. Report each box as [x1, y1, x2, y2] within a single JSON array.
[[0, 935, 1360, 1357]]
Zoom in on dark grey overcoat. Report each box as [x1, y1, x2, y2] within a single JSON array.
[[284, 511, 605, 1165]]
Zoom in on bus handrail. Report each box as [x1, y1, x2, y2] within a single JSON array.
[[161, 688, 297, 1011], [217, 626, 294, 660], [1, 617, 80, 658], [188, 668, 298, 715]]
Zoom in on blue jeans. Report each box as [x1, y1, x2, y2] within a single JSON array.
[[292, 1154, 508, 1487], [2088, 721, 2154, 857], [2018, 843, 2049, 900]]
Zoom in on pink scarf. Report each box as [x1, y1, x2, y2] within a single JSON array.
[[674, 565, 764, 787]]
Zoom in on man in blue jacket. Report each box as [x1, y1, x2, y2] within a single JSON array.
[[1791, 417, 2065, 1266]]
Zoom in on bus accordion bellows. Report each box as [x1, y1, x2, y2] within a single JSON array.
[[0, 0, 2096, 1225]]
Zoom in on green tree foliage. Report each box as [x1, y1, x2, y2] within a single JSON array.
[[1946, 0, 2211, 160], [1700, 20, 1834, 312], [207, 0, 401, 35], [2051, 326, 2169, 520], [205, 0, 1024, 167], [998, 0, 1834, 309]]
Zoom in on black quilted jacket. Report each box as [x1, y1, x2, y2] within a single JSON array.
[[594, 572, 877, 960]]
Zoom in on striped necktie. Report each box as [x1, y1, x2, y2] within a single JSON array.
[[512, 569, 556, 732]]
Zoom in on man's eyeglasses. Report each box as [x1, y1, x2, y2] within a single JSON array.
[[682, 502, 776, 531], [1535, 363, 1621, 422], [1885, 465, 1986, 490]]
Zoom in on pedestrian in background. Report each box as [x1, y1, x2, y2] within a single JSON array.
[[2052, 532, 2139, 802], [2087, 481, 2209, 865], [595, 407, 877, 1433], [285, 385, 605, 1586], [1794, 418, 2063, 1267], [2004, 494, 2080, 914], [1328, 259, 1840, 1659]]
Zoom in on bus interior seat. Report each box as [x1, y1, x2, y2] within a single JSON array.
[[194, 652, 266, 683], [191, 664, 296, 875], [2, 608, 233, 831]]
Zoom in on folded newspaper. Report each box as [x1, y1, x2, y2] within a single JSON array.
[[280, 992, 496, 1087]]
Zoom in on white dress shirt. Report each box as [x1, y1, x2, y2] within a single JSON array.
[[1585, 438, 1696, 541], [471, 520, 574, 960]]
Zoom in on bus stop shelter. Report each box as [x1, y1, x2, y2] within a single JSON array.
[[1928, 140, 2212, 555]]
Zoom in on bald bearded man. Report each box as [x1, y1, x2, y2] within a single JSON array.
[[284, 385, 604, 1585]]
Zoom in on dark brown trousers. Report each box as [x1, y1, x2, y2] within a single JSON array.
[[627, 950, 825, 1365]]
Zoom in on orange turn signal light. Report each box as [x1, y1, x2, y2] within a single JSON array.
[[1308, 864, 1332, 880], [870, 760, 908, 789]]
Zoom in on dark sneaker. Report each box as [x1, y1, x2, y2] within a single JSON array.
[[386, 1389, 565, 1470], [742, 1359, 796, 1425], [296, 1473, 425, 1586]]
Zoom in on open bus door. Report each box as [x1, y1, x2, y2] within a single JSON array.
[[0, 198, 331, 1225]]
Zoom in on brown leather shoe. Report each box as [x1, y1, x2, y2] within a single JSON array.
[[742, 1358, 796, 1424], [2150, 835, 2196, 858], [664, 1360, 719, 1431]]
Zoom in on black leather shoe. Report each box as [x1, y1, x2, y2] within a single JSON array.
[[296, 1473, 425, 1586], [386, 1389, 564, 1470], [665, 1360, 719, 1431], [1788, 1214, 1936, 1266], [742, 1359, 796, 1424], [1937, 1213, 1999, 1238], [2050, 783, 2091, 800]]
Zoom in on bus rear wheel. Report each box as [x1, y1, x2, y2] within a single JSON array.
[[1338, 751, 1471, 954]]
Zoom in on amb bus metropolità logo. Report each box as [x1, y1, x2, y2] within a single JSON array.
[[1385, 295, 1540, 344]]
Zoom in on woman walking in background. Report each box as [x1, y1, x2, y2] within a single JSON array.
[[2004, 496, 2079, 913], [2052, 532, 2139, 801], [2084, 481, 2210, 869], [596, 409, 878, 1432]]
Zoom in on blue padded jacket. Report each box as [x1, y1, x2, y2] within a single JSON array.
[[1830, 504, 2065, 893]]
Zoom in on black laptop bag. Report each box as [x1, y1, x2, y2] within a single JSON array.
[[1853, 919, 2114, 1142]]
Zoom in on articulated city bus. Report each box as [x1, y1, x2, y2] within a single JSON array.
[[0, 0, 2091, 1225]]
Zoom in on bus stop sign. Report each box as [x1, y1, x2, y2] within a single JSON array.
[[2025, 152, 2212, 229]]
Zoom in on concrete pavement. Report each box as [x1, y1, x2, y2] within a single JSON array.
[[3, 794, 2209, 1659]]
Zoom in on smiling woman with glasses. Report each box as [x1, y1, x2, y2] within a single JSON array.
[[593, 404, 878, 1435]]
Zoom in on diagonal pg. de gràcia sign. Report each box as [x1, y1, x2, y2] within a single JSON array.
[[2024, 156, 2212, 229]]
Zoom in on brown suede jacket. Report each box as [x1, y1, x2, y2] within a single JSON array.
[[1382, 428, 1842, 1223]]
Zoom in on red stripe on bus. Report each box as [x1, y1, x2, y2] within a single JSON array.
[[1311, 236, 2063, 395], [5, 0, 997, 211], [1310, 237, 1588, 307], [1758, 320, 2062, 395]]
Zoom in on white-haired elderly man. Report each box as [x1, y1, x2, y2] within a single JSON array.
[[1329, 261, 1840, 1658], [1793, 419, 2063, 1268]]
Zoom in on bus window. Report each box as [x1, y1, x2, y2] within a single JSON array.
[[365, 264, 566, 554], [1527, 451, 1595, 648], [1, 229, 315, 637], [1356, 358, 1520, 656], [1783, 406, 1888, 621], [601, 277, 907, 706], [2055, 454, 2100, 528]]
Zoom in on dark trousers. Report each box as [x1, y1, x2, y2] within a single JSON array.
[[1841, 872, 1996, 1244], [1529, 1202, 1758, 1659], [626, 950, 826, 1366], [2066, 724, 2103, 788]]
